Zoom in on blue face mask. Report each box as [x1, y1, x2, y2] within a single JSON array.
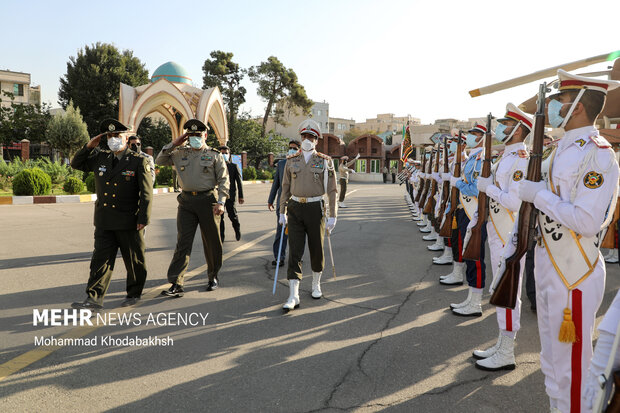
[[189, 136, 203, 149], [466, 133, 479, 148], [494, 123, 509, 142], [548, 99, 567, 128], [425, 153, 430, 160], [449, 141, 457, 154], [288, 149, 298, 156]]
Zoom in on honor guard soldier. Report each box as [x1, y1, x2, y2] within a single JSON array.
[[70, 119, 153, 309], [279, 119, 338, 311], [473, 103, 532, 371], [156, 119, 230, 296], [337, 155, 356, 208], [218, 145, 244, 242], [517, 70, 620, 413], [443, 124, 488, 318]]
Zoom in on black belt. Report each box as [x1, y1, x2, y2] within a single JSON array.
[[182, 189, 213, 196]]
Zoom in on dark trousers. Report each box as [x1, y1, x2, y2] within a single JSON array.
[[86, 228, 147, 305], [287, 200, 325, 280], [167, 192, 222, 285], [456, 208, 487, 289], [392, 173, 396, 183], [220, 198, 240, 238], [273, 212, 288, 261], [451, 224, 464, 263], [525, 244, 536, 306], [339, 179, 347, 202], [383, 173, 387, 183]]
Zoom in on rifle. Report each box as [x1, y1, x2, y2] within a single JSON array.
[[414, 148, 427, 204], [418, 149, 432, 207], [490, 83, 547, 309], [423, 142, 440, 214], [462, 113, 493, 260], [435, 136, 451, 232], [439, 131, 463, 237]]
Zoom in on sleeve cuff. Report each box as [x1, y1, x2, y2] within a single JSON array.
[[533, 189, 557, 214], [486, 185, 501, 202]]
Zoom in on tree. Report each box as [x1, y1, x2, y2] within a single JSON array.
[[58, 42, 149, 136], [137, 117, 172, 156], [202, 51, 246, 141], [229, 113, 287, 167], [45, 101, 89, 159], [0, 91, 52, 146], [248, 56, 313, 138]]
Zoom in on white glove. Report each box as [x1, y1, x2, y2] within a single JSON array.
[[441, 172, 451, 181], [518, 179, 547, 203], [326, 217, 337, 233], [450, 176, 460, 187], [432, 172, 440, 182], [476, 176, 493, 193], [279, 214, 287, 226]]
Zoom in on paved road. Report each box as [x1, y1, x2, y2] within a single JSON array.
[[1, 182, 619, 412]]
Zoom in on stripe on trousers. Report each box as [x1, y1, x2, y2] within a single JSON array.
[[457, 229, 463, 262], [570, 289, 583, 413], [475, 260, 482, 288], [506, 309, 513, 332]]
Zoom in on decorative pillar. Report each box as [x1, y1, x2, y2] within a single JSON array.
[[241, 151, 248, 169], [20, 139, 30, 161]]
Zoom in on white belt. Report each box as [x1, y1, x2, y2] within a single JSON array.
[[291, 195, 323, 203]]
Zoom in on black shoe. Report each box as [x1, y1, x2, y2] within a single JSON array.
[[272, 260, 278, 267], [220, 234, 225, 242], [235, 228, 241, 241], [71, 300, 103, 311], [121, 296, 140, 307], [530, 303, 537, 313], [161, 283, 184, 298], [206, 279, 219, 291]]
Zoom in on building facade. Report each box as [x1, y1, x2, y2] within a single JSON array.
[[0, 70, 41, 108], [356, 113, 421, 134], [328, 117, 356, 139], [264, 101, 330, 141]]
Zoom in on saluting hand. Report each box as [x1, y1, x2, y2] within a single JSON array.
[[86, 132, 108, 149], [172, 133, 190, 147]]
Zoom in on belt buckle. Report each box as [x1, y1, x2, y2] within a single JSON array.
[[299, 197, 307, 203], [191, 191, 198, 196]]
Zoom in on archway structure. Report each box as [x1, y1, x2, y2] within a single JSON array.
[[118, 61, 228, 145]]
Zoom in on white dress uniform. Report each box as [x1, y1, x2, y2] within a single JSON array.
[[532, 125, 619, 413]]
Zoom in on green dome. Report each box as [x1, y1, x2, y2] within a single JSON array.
[[151, 61, 192, 85]]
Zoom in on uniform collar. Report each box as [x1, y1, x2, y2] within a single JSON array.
[[504, 141, 526, 154], [558, 125, 598, 151]]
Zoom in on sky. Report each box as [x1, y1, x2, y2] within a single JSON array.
[[3, 0, 620, 125]]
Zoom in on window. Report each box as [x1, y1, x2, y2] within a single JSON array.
[[355, 159, 367, 173], [390, 160, 399, 170], [317, 110, 322, 116], [370, 159, 380, 173], [371, 148, 377, 154], [13, 83, 24, 96], [333, 159, 340, 171]]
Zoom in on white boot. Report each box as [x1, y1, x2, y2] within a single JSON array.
[[452, 290, 482, 317], [449, 285, 472, 309], [338, 202, 348, 208], [606, 249, 619, 263], [283, 279, 300, 311], [311, 272, 322, 299], [475, 334, 516, 371], [439, 262, 465, 285], [420, 221, 432, 233], [427, 236, 444, 251], [472, 332, 502, 359], [433, 248, 453, 265], [422, 228, 437, 240], [416, 215, 427, 227]]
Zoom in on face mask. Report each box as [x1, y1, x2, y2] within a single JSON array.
[[130, 143, 140, 152], [288, 148, 298, 156], [465, 133, 479, 148], [223, 153, 230, 162], [425, 153, 430, 160], [108, 137, 124, 152], [548, 99, 567, 128], [494, 123, 509, 142], [189, 136, 204, 149], [449, 141, 457, 154], [301, 139, 315, 152]]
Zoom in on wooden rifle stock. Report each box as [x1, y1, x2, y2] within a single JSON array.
[[423, 143, 440, 214], [490, 83, 547, 309], [462, 114, 493, 261], [435, 137, 451, 232], [414, 149, 427, 203], [418, 149, 433, 209], [440, 132, 463, 237]]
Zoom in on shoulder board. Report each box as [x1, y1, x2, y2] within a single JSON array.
[[589, 135, 611, 149], [316, 152, 331, 160], [286, 151, 301, 159], [210, 148, 221, 153]]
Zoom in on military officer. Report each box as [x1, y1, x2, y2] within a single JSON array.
[[337, 155, 357, 208], [473, 103, 532, 371], [516, 70, 620, 413], [70, 119, 153, 309], [218, 145, 244, 242], [156, 119, 229, 296], [279, 119, 338, 311]]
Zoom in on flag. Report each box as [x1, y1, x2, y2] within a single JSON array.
[[401, 124, 413, 164]]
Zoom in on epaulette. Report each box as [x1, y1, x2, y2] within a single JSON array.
[[589, 135, 611, 149], [316, 152, 331, 160], [210, 148, 221, 153], [287, 150, 301, 159]]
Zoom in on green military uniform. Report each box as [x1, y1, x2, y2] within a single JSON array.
[[338, 158, 356, 203], [156, 142, 229, 286], [71, 144, 153, 305], [279, 150, 338, 280]]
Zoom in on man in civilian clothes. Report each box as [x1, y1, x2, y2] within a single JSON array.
[[218, 145, 244, 242]]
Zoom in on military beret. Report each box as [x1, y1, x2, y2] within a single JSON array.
[[100, 119, 129, 134]]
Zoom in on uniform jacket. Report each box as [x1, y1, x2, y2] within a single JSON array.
[[71, 144, 153, 230], [268, 159, 287, 210]]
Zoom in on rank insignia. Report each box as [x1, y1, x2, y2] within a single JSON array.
[[98, 165, 107, 172], [584, 171, 603, 189], [575, 138, 587, 148], [513, 170, 524, 181]]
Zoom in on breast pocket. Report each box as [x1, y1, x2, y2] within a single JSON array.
[[200, 159, 214, 173], [177, 159, 190, 172]]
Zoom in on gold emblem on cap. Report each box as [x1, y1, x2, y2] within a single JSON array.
[[109, 124, 115, 131], [191, 124, 197, 131]]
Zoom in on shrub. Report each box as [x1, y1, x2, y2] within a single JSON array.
[[85, 172, 96, 193], [256, 169, 272, 180], [37, 158, 68, 184], [242, 166, 257, 181], [12, 168, 52, 196], [156, 165, 174, 186], [63, 177, 84, 194], [0, 158, 34, 178]]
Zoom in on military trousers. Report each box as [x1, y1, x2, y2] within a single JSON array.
[[286, 199, 326, 280], [167, 191, 222, 285], [86, 227, 147, 305], [338, 179, 347, 202]]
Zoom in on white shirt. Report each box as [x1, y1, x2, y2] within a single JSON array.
[[486, 141, 528, 213]]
